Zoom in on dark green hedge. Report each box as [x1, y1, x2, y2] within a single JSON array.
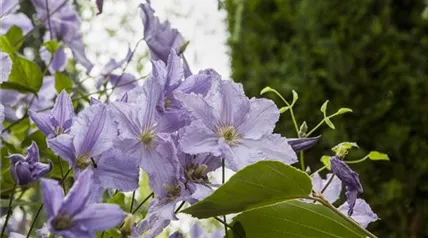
[[226, 0, 428, 237]]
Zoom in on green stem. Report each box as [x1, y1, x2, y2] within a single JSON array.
[[132, 192, 154, 214], [56, 156, 65, 192], [26, 204, 44, 238], [299, 151, 305, 171], [1, 183, 16, 236], [310, 165, 327, 177], [214, 217, 244, 238], [345, 155, 369, 164], [174, 201, 186, 214], [221, 159, 229, 238], [312, 195, 378, 238], [306, 118, 326, 137], [320, 174, 335, 194], [130, 191, 136, 213]]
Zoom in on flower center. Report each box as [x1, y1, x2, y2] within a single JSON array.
[[76, 154, 91, 170], [164, 95, 173, 109], [163, 184, 181, 201], [139, 127, 156, 148], [52, 214, 73, 231], [217, 126, 241, 146], [185, 164, 208, 184]]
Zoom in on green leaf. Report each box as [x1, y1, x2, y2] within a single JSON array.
[[279, 106, 289, 113], [332, 142, 358, 156], [183, 161, 312, 218], [1, 81, 37, 93], [8, 55, 43, 94], [291, 90, 298, 105], [325, 117, 335, 129], [22, 130, 47, 149], [320, 100, 329, 115], [55, 72, 73, 93], [0, 25, 23, 54], [230, 200, 365, 238], [368, 151, 390, 161], [260, 86, 273, 95], [320, 156, 331, 170], [335, 108, 353, 115], [107, 192, 127, 212], [43, 40, 60, 54]]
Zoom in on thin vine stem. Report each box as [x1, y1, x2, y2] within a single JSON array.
[[320, 174, 335, 194], [221, 159, 229, 238], [26, 204, 44, 238], [132, 192, 154, 214], [1, 183, 17, 236], [174, 201, 186, 214], [130, 191, 136, 213], [213, 217, 244, 238]]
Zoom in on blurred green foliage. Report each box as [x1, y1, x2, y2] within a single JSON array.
[[226, 0, 428, 237]]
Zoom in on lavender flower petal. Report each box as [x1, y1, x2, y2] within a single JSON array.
[[41, 178, 64, 218], [312, 172, 342, 204], [338, 199, 379, 228], [0, 52, 12, 83], [287, 136, 321, 153], [59, 169, 93, 216], [73, 203, 126, 231]]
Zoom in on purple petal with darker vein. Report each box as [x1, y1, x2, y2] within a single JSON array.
[[169, 231, 184, 238], [59, 169, 93, 216], [47, 134, 76, 166], [29, 111, 55, 137], [0, 13, 33, 35], [40, 46, 67, 73], [312, 172, 342, 204], [94, 148, 139, 192], [51, 90, 73, 131], [73, 203, 126, 231]]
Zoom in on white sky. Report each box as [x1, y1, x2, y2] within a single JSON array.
[[79, 0, 231, 83]]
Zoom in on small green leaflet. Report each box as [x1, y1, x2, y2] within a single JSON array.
[[368, 151, 389, 161], [0, 26, 23, 54]]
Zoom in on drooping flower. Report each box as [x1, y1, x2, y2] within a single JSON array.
[[95, 48, 137, 97], [176, 79, 298, 171], [7, 142, 53, 186], [0, 52, 12, 83], [338, 199, 379, 228], [29, 90, 74, 138], [41, 169, 126, 237], [311, 172, 342, 204], [139, 2, 192, 76], [0, 0, 33, 34], [330, 156, 363, 216], [287, 135, 321, 153], [31, 0, 93, 72]]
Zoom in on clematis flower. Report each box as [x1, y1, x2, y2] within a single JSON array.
[[139, 2, 192, 76], [95, 48, 137, 97], [330, 156, 363, 216], [176, 78, 297, 171], [41, 169, 126, 237], [338, 199, 379, 228], [0, 0, 33, 34], [7, 142, 53, 186], [0, 52, 12, 83], [29, 90, 74, 138], [47, 102, 138, 200], [287, 135, 321, 153], [31, 0, 93, 72]]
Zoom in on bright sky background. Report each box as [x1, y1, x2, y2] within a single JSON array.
[[79, 0, 231, 82]]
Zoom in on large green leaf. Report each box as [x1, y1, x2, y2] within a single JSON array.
[[7, 55, 43, 94], [55, 72, 73, 93], [0, 25, 23, 54], [183, 161, 312, 218], [230, 200, 366, 238]]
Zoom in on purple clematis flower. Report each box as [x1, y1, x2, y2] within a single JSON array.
[[330, 156, 363, 216], [287, 135, 321, 153], [29, 90, 74, 138], [7, 142, 53, 186], [47, 102, 138, 199], [0, 0, 33, 34], [338, 199, 378, 228], [0, 52, 12, 83], [40, 45, 67, 73], [176, 78, 298, 171], [139, 2, 192, 77], [31, 0, 93, 72], [41, 169, 126, 237], [311, 172, 342, 204]]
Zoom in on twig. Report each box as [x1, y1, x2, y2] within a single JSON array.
[[1, 183, 17, 236]]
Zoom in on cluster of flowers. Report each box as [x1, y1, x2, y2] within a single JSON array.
[[1, 0, 379, 237]]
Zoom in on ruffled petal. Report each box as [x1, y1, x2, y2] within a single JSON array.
[[338, 199, 378, 228], [179, 120, 221, 156]]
